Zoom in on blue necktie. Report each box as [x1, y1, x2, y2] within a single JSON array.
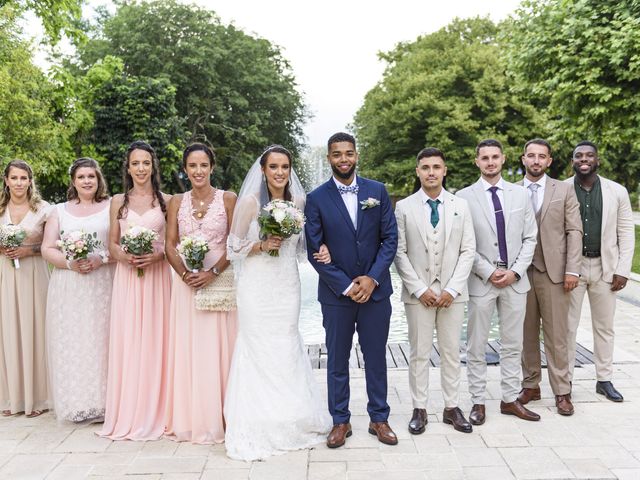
[[337, 184, 359, 195], [427, 199, 440, 228], [489, 186, 508, 264]]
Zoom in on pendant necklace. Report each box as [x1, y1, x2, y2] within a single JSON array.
[[192, 187, 215, 219]]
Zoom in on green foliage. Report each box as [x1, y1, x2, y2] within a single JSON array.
[[2, 0, 84, 44], [0, 7, 73, 201], [90, 73, 186, 193], [77, 0, 306, 192], [353, 17, 541, 195], [504, 0, 640, 190], [633, 225, 640, 274]]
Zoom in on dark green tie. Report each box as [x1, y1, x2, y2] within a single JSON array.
[[427, 199, 440, 228]]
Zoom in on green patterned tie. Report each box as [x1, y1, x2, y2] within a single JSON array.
[[427, 199, 440, 228]]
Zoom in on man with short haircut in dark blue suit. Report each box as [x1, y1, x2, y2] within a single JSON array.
[[305, 132, 398, 448]]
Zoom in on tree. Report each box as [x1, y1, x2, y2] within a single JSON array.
[[2, 0, 84, 44], [0, 7, 73, 200], [76, 0, 306, 192], [353, 17, 542, 195], [504, 0, 640, 190]]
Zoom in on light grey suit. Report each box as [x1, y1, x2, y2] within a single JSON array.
[[394, 189, 475, 407], [457, 178, 537, 404]]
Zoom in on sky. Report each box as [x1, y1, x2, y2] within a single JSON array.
[[194, 0, 523, 146]]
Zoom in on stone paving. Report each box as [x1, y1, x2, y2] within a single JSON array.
[[1, 291, 639, 479]]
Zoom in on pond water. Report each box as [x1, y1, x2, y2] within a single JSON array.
[[298, 263, 500, 344]]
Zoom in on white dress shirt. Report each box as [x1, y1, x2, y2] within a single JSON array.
[[333, 177, 358, 228], [523, 173, 547, 213]]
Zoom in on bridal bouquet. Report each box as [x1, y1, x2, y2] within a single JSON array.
[[177, 235, 209, 272], [120, 225, 159, 277], [0, 224, 27, 268], [56, 230, 103, 262], [257, 200, 305, 257]]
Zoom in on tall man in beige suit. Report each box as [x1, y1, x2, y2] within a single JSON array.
[[516, 139, 583, 416], [394, 148, 476, 434], [566, 141, 635, 402], [457, 139, 539, 425]]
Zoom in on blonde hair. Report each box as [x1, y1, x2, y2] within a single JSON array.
[[0, 160, 43, 216]]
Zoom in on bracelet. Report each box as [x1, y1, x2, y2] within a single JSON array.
[[181, 270, 188, 281], [259, 241, 264, 252]]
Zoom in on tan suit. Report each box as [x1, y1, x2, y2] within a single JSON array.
[[394, 189, 475, 408], [565, 175, 635, 381], [519, 176, 582, 395]]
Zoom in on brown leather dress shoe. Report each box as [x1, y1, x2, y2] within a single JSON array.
[[469, 404, 485, 426], [443, 407, 472, 433], [368, 421, 398, 445], [555, 394, 574, 416], [500, 400, 540, 421], [327, 423, 352, 448], [408, 408, 427, 435], [517, 387, 541, 405]]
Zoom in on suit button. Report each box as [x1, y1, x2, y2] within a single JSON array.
[[434, 241, 438, 244], [357, 261, 361, 266], [494, 242, 498, 246], [425, 268, 429, 272], [435, 252, 438, 255], [356, 241, 361, 246]]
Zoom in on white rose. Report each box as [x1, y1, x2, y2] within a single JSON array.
[[273, 208, 286, 223]]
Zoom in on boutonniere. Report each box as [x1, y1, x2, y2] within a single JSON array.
[[360, 198, 380, 210], [454, 212, 459, 216]]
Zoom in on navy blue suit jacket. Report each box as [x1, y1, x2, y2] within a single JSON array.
[[305, 176, 398, 306]]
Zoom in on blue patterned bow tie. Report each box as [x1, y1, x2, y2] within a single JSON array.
[[337, 184, 359, 195]]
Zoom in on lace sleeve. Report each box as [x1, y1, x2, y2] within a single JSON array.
[[294, 195, 308, 263], [227, 194, 260, 261]]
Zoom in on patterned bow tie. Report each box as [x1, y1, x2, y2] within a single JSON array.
[[337, 184, 359, 195]]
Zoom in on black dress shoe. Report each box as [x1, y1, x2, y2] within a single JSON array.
[[408, 408, 427, 434], [443, 407, 472, 433], [596, 381, 624, 402]]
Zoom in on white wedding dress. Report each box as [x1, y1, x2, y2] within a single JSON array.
[[225, 197, 331, 461]]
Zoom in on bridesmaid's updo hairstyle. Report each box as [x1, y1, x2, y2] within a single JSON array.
[[259, 144, 293, 202], [0, 160, 42, 216], [118, 141, 167, 220], [67, 157, 109, 203], [182, 143, 215, 168]]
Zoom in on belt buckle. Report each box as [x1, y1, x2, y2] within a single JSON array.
[[495, 261, 508, 268]]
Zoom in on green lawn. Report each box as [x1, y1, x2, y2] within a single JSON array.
[[634, 225, 640, 274]]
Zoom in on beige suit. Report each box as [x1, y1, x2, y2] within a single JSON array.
[[457, 178, 538, 404], [394, 189, 475, 408], [565, 175, 635, 381], [519, 176, 582, 395]]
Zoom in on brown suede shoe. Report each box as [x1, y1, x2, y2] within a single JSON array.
[[327, 423, 352, 448], [469, 404, 485, 426], [500, 400, 540, 421], [517, 387, 541, 405], [555, 394, 574, 416], [368, 421, 398, 445], [408, 408, 427, 435], [443, 407, 472, 433]]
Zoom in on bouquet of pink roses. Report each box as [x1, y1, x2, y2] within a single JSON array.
[[56, 230, 103, 263], [0, 224, 27, 268], [257, 200, 305, 257], [177, 235, 209, 272], [120, 225, 159, 277]]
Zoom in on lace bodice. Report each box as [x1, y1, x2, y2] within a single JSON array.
[[178, 190, 228, 269], [1, 201, 51, 246]]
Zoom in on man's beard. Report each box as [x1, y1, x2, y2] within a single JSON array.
[[332, 164, 356, 180], [525, 166, 544, 178]]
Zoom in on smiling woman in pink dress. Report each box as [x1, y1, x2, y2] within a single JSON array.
[[97, 141, 172, 440], [0, 160, 50, 418], [164, 143, 238, 444]]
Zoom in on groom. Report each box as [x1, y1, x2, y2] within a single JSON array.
[[305, 132, 398, 448]]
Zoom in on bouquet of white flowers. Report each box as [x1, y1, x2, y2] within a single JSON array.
[[120, 225, 159, 277], [0, 224, 27, 268], [257, 200, 305, 257], [56, 230, 103, 264], [177, 235, 210, 272]]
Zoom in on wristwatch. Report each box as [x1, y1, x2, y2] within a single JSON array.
[[211, 266, 220, 276], [512, 270, 521, 281]]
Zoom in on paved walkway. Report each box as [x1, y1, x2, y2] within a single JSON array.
[[1, 288, 640, 479]]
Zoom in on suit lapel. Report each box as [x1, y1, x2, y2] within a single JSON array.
[[539, 178, 554, 223], [326, 179, 356, 235], [599, 175, 610, 233], [443, 190, 455, 242], [409, 192, 429, 249], [473, 180, 497, 235], [356, 176, 366, 233], [502, 181, 512, 229]]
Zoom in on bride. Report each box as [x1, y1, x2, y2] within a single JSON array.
[[225, 145, 332, 461]]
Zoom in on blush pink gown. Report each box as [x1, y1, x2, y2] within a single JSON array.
[[98, 205, 171, 440], [164, 190, 237, 444]]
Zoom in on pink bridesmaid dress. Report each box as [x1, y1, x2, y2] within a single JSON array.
[[98, 205, 171, 440], [164, 190, 237, 444]]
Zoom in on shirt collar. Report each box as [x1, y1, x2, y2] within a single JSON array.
[[481, 176, 505, 192], [419, 188, 445, 205], [523, 173, 547, 189], [333, 176, 357, 189]]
